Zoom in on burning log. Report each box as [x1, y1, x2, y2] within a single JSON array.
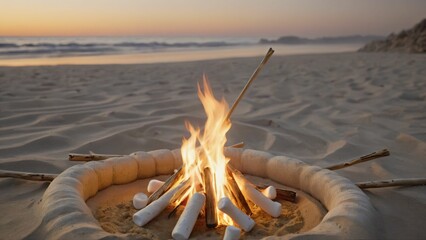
[[169, 180, 191, 204], [218, 197, 255, 232], [147, 166, 183, 205], [147, 179, 165, 193], [225, 166, 252, 215], [133, 182, 185, 226], [204, 167, 218, 228], [133, 192, 148, 209], [172, 192, 206, 240], [167, 180, 192, 218], [168, 195, 188, 219], [223, 226, 241, 240]]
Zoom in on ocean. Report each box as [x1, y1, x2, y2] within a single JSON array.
[[0, 36, 363, 66]]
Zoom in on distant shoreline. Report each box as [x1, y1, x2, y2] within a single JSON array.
[[0, 35, 380, 62], [0, 43, 362, 66]]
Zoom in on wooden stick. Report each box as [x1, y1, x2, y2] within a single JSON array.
[[0, 169, 57, 181], [167, 178, 192, 219], [69, 152, 123, 161], [225, 48, 274, 121], [147, 166, 183, 205], [69, 143, 244, 162], [326, 149, 390, 170], [226, 166, 252, 215], [169, 179, 191, 204], [230, 142, 245, 148], [357, 178, 426, 189], [204, 167, 218, 228]]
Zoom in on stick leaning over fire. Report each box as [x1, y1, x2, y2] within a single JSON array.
[[225, 48, 275, 121]]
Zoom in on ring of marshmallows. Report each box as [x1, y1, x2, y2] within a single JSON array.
[[39, 148, 379, 239]]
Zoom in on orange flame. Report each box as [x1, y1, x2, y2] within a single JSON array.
[[180, 74, 233, 225]]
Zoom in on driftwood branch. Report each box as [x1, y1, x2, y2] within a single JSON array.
[[0, 169, 57, 181], [69, 152, 123, 161], [357, 178, 426, 189], [326, 149, 390, 170]]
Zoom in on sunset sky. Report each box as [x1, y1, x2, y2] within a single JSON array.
[[1, 0, 425, 37]]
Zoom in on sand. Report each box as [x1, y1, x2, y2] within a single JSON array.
[[87, 175, 325, 239], [0, 52, 425, 239]]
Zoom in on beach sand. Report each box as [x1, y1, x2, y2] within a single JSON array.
[[0, 52, 425, 239], [87, 175, 325, 239]]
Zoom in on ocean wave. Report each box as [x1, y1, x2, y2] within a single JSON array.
[[0, 41, 241, 58]]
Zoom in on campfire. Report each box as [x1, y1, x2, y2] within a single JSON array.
[[130, 49, 296, 239]]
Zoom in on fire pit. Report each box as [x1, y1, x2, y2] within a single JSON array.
[[38, 147, 378, 239], [37, 50, 379, 239]]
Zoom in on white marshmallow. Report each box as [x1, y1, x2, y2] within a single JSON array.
[[147, 179, 165, 193], [242, 183, 281, 217], [218, 197, 255, 232], [223, 225, 241, 240], [261, 186, 277, 199], [133, 192, 148, 209], [172, 192, 205, 240], [133, 182, 183, 227]]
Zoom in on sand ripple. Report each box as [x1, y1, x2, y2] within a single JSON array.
[[0, 53, 425, 239]]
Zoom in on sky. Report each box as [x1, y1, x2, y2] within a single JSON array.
[[1, 0, 425, 37]]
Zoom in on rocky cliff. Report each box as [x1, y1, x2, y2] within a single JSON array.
[[359, 19, 426, 53]]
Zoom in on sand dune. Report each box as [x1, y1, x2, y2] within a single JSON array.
[[0, 52, 425, 239]]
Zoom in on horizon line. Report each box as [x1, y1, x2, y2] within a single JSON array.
[[0, 34, 386, 39]]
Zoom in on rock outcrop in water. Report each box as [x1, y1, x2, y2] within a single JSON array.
[[260, 35, 382, 45], [359, 19, 426, 53]]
